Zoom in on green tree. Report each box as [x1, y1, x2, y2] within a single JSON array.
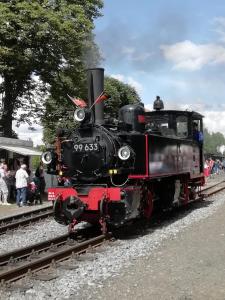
[[204, 128, 225, 154], [0, 0, 103, 137], [104, 76, 141, 117]]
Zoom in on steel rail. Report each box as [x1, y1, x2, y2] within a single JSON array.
[[0, 234, 110, 283], [0, 225, 99, 266], [0, 206, 53, 224], [0, 233, 70, 266], [201, 181, 225, 197], [0, 210, 53, 235], [201, 180, 225, 192]]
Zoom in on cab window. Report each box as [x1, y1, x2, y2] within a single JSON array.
[[176, 115, 188, 138]]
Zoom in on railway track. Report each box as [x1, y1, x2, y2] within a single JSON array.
[[0, 179, 224, 285], [0, 206, 53, 235], [0, 227, 111, 284], [201, 180, 225, 197]]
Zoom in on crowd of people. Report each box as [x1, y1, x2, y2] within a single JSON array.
[[0, 161, 46, 207], [204, 157, 225, 178]]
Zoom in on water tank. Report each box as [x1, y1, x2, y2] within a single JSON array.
[[118, 104, 145, 132]]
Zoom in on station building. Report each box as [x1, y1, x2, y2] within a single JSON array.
[[0, 137, 42, 171]]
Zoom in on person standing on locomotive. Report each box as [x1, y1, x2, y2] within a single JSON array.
[[193, 122, 203, 143]]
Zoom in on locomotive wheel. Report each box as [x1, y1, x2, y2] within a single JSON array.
[[158, 180, 175, 209]]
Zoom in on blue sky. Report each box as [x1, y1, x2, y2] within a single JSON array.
[[93, 0, 225, 135]]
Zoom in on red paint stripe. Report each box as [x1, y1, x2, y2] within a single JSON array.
[[129, 172, 184, 179], [149, 171, 188, 177], [128, 175, 149, 179], [129, 171, 202, 180]]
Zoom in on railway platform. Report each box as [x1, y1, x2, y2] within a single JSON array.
[[0, 195, 51, 219]]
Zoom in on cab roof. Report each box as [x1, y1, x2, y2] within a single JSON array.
[[145, 110, 204, 119]]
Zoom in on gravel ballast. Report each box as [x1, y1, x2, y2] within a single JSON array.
[[0, 219, 68, 255], [2, 189, 225, 300]]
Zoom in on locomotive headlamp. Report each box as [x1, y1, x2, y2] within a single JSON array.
[[74, 108, 86, 122], [74, 108, 91, 124], [41, 151, 53, 165], [118, 146, 131, 161]]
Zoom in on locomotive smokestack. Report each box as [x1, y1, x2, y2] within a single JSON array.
[[87, 68, 104, 125]]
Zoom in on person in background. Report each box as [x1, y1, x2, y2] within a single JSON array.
[[64, 177, 72, 187], [222, 159, 225, 172], [209, 158, 215, 177], [2, 163, 13, 203], [57, 176, 72, 187], [204, 159, 210, 178], [14, 158, 20, 171], [214, 159, 220, 175], [9, 171, 16, 201], [35, 162, 46, 196], [15, 164, 29, 207], [0, 163, 10, 205]]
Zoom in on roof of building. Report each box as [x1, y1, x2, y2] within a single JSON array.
[[0, 137, 41, 156]]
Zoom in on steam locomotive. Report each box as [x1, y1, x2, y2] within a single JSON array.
[[42, 68, 205, 232]]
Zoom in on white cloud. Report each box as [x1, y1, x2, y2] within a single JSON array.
[[145, 100, 207, 113], [126, 77, 143, 93], [161, 40, 225, 71], [110, 73, 143, 94], [169, 101, 207, 112], [110, 74, 124, 82], [144, 103, 153, 111], [121, 46, 153, 62], [204, 111, 225, 134]]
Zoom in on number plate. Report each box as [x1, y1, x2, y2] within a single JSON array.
[[74, 143, 100, 152]]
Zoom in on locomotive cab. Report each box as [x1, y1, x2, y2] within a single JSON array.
[[145, 109, 204, 142], [145, 108, 204, 176]]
